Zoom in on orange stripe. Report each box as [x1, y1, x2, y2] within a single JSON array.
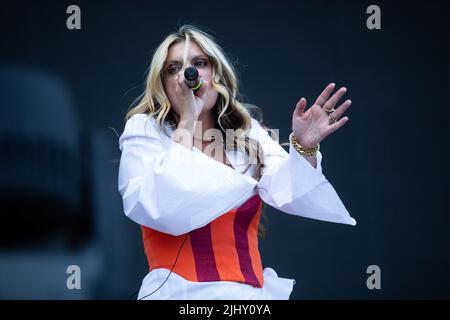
[[247, 202, 264, 287], [141, 226, 197, 282], [210, 209, 246, 283], [141, 226, 155, 271]]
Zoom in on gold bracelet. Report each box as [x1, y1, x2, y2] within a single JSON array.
[[289, 132, 320, 157]]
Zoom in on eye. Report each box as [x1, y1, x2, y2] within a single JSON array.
[[167, 64, 180, 74], [195, 59, 208, 67]]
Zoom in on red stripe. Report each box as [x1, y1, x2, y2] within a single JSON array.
[[189, 223, 220, 282], [233, 194, 262, 287]]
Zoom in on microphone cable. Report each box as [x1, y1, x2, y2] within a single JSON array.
[[128, 233, 189, 300]]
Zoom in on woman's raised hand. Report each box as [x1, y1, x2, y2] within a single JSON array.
[[176, 69, 208, 122], [292, 83, 352, 149]]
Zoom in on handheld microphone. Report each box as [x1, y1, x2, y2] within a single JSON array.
[[184, 66, 203, 91]]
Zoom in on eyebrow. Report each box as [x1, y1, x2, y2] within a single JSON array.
[[165, 55, 209, 65]]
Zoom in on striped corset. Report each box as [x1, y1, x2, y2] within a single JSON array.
[[140, 194, 264, 288]]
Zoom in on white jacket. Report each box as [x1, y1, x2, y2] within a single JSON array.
[[117, 113, 356, 299]]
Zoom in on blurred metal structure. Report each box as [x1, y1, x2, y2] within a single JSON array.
[[0, 67, 146, 299]]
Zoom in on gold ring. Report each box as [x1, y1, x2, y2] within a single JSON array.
[[322, 107, 335, 114]]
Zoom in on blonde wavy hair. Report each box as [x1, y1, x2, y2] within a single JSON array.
[[125, 25, 271, 236]]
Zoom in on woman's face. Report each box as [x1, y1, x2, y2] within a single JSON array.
[[162, 40, 218, 117]]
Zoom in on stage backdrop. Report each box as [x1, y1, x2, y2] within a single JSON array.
[[0, 0, 449, 299]]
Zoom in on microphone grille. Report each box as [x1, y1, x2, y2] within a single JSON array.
[[184, 66, 198, 80]]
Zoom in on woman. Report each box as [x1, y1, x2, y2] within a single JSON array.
[[118, 25, 356, 300]]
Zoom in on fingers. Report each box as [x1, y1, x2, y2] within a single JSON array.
[[317, 83, 351, 138], [324, 116, 349, 137], [176, 72, 197, 100], [194, 79, 208, 99], [314, 83, 335, 107], [176, 73, 186, 91], [294, 98, 307, 117], [323, 87, 347, 111], [331, 99, 352, 119]]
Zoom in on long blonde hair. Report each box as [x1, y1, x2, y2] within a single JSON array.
[[125, 25, 270, 236]]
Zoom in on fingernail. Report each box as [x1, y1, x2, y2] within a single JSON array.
[[348, 99, 352, 103]]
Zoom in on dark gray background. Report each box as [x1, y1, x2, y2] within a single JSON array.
[[0, 0, 449, 299]]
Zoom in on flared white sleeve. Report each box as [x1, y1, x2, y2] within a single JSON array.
[[252, 119, 356, 226], [117, 115, 257, 236]]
